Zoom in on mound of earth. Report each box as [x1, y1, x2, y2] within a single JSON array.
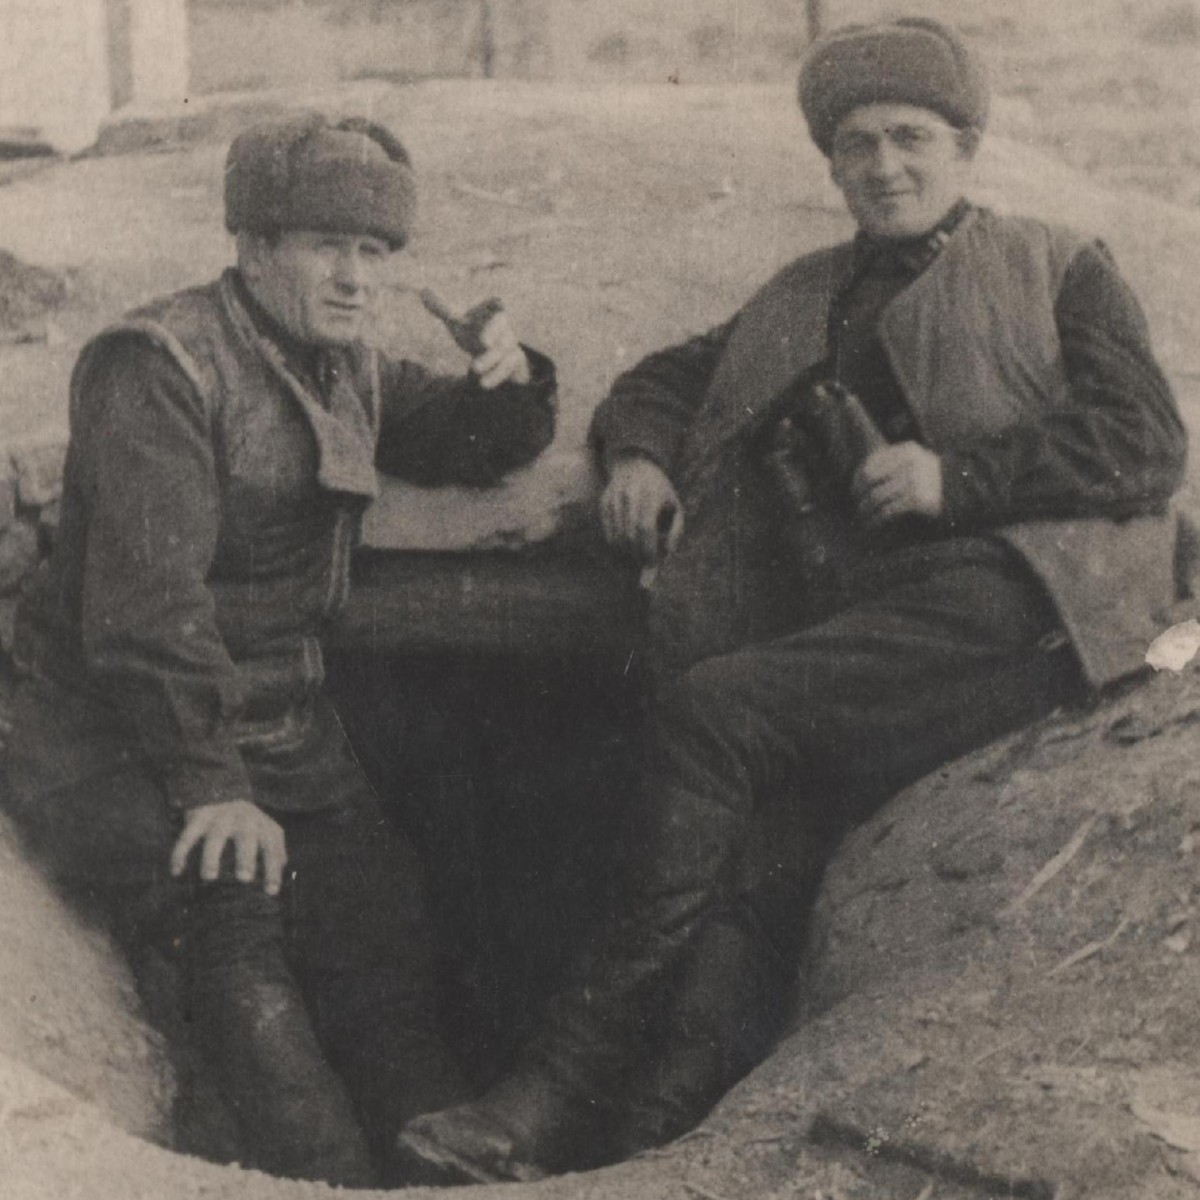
[[0, 249, 66, 343], [1, 81, 1199, 1199], [6, 652, 1200, 1200], [734, 660, 1200, 1200], [0, 814, 172, 1143]]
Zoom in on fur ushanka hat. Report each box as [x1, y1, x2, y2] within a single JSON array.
[[798, 17, 990, 156], [225, 113, 417, 249]]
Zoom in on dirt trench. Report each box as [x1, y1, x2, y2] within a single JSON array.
[[8, 654, 1200, 1200]]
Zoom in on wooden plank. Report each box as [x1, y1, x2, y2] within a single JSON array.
[[334, 546, 646, 659]]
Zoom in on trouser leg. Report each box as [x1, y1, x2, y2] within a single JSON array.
[[612, 904, 801, 1156], [182, 879, 374, 1186], [412, 545, 1084, 1175], [279, 795, 469, 1179], [2, 730, 376, 1187]]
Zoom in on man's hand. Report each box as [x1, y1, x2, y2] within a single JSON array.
[[170, 800, 287, 896], [852, 442, 944, 527], [470, 310, 531, 390], [599, 456, 684, 564]]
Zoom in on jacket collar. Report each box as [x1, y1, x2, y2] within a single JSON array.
[[218, 269, 379, 500], [852, 198, 975, 278]]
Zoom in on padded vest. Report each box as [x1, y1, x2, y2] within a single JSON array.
[[20, 270, 384, 708], [671, 209, 1175, 687]]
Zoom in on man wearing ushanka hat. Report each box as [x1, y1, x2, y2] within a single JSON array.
[[398, 16, 1187, 1184], [3, 112, 556, 1187]]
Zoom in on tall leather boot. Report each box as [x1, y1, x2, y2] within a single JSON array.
[[394, 883, 696, 1186], [394, 885, 725, 1184], [307, 969, 471, 1185], [397, 679, 779, 1185], [611, 909, 796, 1158], [396, 914, 793, 1188], [189, 962, 375, 1187], [185, 883, 375, 1188]]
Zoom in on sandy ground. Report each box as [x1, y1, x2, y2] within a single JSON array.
[[188, 0, 1200, 216], [3, 77, 1200, 1199], [2, 79, 1199, 542]]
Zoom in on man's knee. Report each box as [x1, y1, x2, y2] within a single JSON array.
[[652, 649, 792, 789], [655, 653, 752, 744], [183, 879, 287, 978]]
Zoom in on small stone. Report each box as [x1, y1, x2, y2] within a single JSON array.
[[1163, 932, 1192, 955], [1106, 712, 1165, 745], [1180, 1151, 1200, 1185], [14, 442, 66, 509], [0, 520, 39, 594], [1146, 619, 1200, 673], [931, 838, 1005, 881]]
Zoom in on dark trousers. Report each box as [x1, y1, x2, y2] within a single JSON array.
[[525, 538, 1084, 1120], [4, 682, 465, 1185]]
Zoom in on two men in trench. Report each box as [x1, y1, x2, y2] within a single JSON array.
[[2, 114, 556, 1186], [399, 16, 1186, 1182]]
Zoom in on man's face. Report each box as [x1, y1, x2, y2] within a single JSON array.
[[829, 103, 974, 239], [241, 229, 391, 346]]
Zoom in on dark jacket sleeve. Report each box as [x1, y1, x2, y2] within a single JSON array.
[[77, 336, 252, 812], [375, 347, 556, 487], [588, 318, 737, 479], [940, 242, 1186, 528]]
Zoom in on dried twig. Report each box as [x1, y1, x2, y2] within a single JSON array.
[[971, 1035, 1020, 1068], [1004, 815, 1099, 915], [451, 178, 543, 210], [810, 1112, 1057, 1200], [0, 326, 46, 346], [682, 1181, 731, 1200], [1047, 917, 1131, 977]]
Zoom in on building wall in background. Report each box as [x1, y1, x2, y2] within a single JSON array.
[[0, 0, 111, 153], [188, 0, 552, 94], [0, 0, 187, 155]]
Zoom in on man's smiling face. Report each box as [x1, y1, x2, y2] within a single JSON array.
[[829, 103, 975, 240]]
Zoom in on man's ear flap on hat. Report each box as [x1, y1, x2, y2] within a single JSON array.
[[235, 230, 279, 280], [333, 116, 413, 167], [954, 127, 982, 161]]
